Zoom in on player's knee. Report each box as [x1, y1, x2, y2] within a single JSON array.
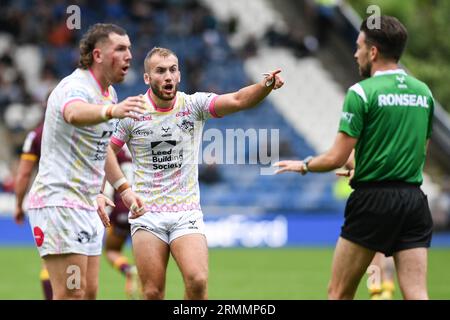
[[185, 273, 208, 293], [401, 287, 428, 300], [84, 291, 97, 300], [327, 283, 354, 300], [143, 286, 164, 300], [404, 292, 428, 300], [327, 283, 338, 299], [84, 284, 98, 300], [52, 278, 87, 300], [54, 288, 85, 300], [328, 286, 345, 300]]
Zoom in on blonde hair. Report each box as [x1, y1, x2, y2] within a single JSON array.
[[144, 47, 178, 73]]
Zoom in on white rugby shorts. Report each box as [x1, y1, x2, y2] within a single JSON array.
[[28, 207, 104, 257], [130, 210, 205, 244]]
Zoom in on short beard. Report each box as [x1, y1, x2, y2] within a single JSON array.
[[150, 83, 177, 101], [359, 61, 372, 79]]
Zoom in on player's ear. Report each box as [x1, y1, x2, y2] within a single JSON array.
[[369, 45, 378, 62], [143, 72, 150, 85], [92, 48, 102, 64]]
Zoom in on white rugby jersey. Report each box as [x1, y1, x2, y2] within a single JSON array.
[[28, 68, 118, 211], [111, 89, 220, 213]]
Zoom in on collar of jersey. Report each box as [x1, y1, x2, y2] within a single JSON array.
[[87, 68, 110, 97], [146, 88, 177, 113], [373, 69, 407, 77]]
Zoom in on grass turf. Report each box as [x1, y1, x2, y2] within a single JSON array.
[[0, 247, 448, 299]]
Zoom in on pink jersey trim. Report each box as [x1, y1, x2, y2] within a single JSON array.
[[61, 98, 87, 118], [27, 192, 97, 211], [111, 137, 125, 148], [89, 68, 110, 97], [208, 95, 222, 118], [147, 88, 177, 112]]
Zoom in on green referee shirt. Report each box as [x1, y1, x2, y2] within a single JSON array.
[[339, 69, 434, 184]]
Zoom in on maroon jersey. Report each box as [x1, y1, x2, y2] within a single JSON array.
[[21, 122, 44, 162]]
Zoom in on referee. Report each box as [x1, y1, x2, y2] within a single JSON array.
[[274, 16, 434, 300]]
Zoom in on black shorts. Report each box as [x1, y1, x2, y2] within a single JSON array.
[[341, 181, 433, 257]]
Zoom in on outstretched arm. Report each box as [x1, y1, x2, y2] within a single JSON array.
[[344, 149, 355, 170], [274, 132, 357, 175], [64, 95, 147, 126], [213, 69, 284, 117], [335, 149, 355, 178]]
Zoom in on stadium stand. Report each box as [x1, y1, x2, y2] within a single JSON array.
[[202, 0, 444, 211], [0, 1, 449, 303], [0, 0, 346, 217], [0, 0, 447, 224]]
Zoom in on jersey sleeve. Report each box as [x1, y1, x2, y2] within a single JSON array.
[[111, 118, 132, 148], [60, 83, 90, 115], [338, 88, 365, 138], [21, 131, 39, 161], [188, 92, 220, 121]]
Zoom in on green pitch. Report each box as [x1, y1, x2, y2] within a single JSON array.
[[0, 247, 449, 299]]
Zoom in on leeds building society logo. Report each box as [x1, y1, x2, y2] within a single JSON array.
[[396, 75, 407, 89], [151, 140, 177, 149]]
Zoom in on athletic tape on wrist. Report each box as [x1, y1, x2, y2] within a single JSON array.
[[101, 105, 109, 120], [119, 185, 131, 196], [113, 177, 127, 190], [107, 105, 115, 119]]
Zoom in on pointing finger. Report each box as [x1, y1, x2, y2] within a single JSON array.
[[270, 69, 282, 76]]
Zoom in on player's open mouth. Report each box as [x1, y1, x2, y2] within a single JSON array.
[[121, 66, 129, 74], [163, 84, 174, 93]]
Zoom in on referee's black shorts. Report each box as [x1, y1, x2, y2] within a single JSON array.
[[341, 181, 433, 257]]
